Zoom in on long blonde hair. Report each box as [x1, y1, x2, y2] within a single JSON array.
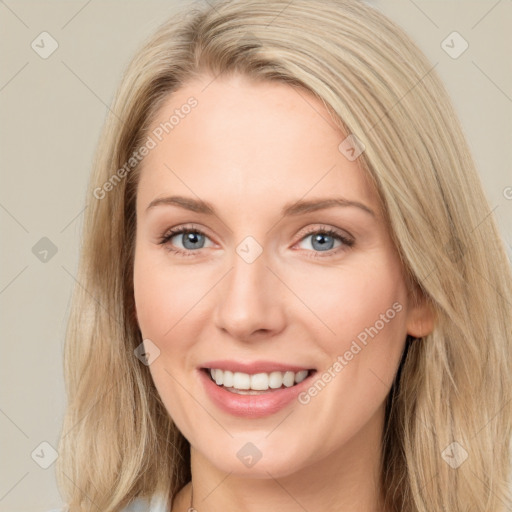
[[57, 1, 512, 510]]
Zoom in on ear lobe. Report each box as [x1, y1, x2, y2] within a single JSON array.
[[406, 295, 436, 338]]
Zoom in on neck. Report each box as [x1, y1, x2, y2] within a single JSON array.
[[173, 406, 387, 512]]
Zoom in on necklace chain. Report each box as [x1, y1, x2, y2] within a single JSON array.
[[188, 481, 194, 511]]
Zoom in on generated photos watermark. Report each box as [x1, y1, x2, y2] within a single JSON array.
[[298, 301, 403, 405], [93, 96, 198, 200]]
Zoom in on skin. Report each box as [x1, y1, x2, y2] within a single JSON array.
[[133, 74, 434, 512]]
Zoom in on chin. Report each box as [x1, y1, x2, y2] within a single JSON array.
[[195, 435, 314, 479]]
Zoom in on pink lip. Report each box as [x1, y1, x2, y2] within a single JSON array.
[[197, 367, 316, 419], [200, 359, 314, 374]]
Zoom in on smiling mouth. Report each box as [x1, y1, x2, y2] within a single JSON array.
[[202, 368, 316, 394]]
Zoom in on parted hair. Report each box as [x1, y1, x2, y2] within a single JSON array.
[[57, 1, 512, 510]]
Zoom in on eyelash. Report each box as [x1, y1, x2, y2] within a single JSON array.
[[158, 224, 355, 259]]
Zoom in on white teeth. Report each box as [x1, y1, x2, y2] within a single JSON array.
[[268, 371, 283, 389], [233, 372, 251, 390], [251, 372, 269, 390], [283, 371, 295, 387], [294, 370, 308, 384], [222, 370, 234, 387], [208, 368, 311, 391]]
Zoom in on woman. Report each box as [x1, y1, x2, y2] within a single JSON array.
[[55, 0, 512, 511]]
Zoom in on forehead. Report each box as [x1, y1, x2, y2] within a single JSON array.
[[137, 74, 377, 214]]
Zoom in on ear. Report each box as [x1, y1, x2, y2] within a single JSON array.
[[405, 292, 436, 338]]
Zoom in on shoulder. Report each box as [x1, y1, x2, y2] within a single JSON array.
[[46, 493, 170, 512]]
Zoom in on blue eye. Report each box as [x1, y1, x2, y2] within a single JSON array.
[[159, 227, 211, 256], [173, 231, 206, 250], [302, 230, 341, 251], [297, 228, 354, 258], [159, 225, 354, 258]]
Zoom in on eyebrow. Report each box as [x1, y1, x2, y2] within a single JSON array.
[[146, 195, 375, 217]]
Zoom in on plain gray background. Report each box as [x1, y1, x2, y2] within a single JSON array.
[[1, 1, 511, 510]]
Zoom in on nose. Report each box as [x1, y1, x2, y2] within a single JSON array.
[[213, 245, 286, 342]]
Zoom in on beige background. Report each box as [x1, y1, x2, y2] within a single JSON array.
[[0, 1, 511, 510]]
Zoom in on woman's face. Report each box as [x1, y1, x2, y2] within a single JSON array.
[[133, 74, 432, 478]]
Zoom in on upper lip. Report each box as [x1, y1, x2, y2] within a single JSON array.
[[200, 360, 315, 374]]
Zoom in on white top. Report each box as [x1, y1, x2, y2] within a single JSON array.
[[121, 494, 170, 511], [121, 494, 169, 511], [48, 493, 170, 512]]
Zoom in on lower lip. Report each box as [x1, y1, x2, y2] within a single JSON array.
[[198, 368, 315, 419]]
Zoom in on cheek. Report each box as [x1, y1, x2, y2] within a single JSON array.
[[133, 245, 215, 409], [281, 261, 409, 458], [294, 256, 408, 352], [294, 254, 409, 412], [133, 247, 208, 341], [133, 248, 203, 430], [297, 256, 408, 411]]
